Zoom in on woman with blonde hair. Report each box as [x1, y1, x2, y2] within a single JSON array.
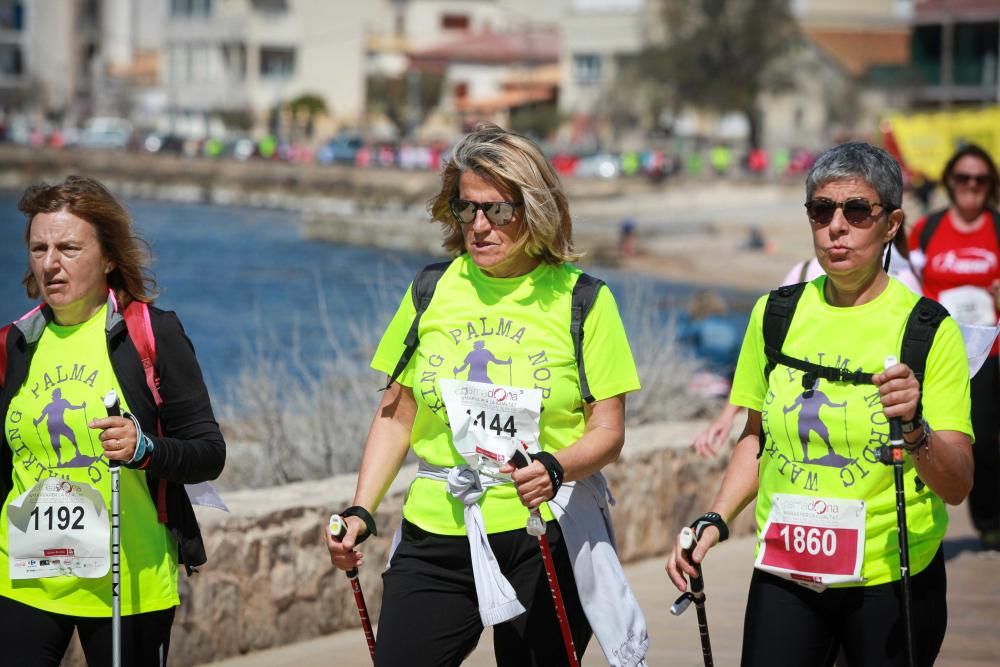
[[326, 124, 648, 666]]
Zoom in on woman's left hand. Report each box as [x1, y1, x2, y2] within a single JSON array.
[[89, 416, 138, 463], [500, 458, 553, 510], [872, 362, 920, 423]]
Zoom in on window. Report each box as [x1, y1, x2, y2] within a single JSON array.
[[0, 44, 22, 75], [441, 14, 470, 30], [251, 0, 288, 13], [170, 0, 213, 18], [573, 53, 602, 84], [0, 1, 24, 30], [260, 47, 295, 79]]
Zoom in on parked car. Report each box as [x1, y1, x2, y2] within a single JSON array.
[[316, 132, 364, 165], [78, 117, 132, 150]]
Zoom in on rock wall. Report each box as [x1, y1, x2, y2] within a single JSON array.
[[62, 419, 750, 666]]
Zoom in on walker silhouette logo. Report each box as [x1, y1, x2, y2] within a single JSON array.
[[761, 353, 888, 494], [453, 340, 512, 384], [6, 364, 107, 484], [417, 314, 555, 421]]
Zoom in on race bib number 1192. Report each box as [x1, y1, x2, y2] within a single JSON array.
[[6, 477, 111, 580]]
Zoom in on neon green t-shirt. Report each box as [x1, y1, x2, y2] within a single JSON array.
[[1, 305, 179, 616], [731, 277, 972, 586], [372, 256, 641, 535]]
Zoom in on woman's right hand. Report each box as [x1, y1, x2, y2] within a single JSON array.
[[665, 525, 721, 592], [325, 515, 368, 572]]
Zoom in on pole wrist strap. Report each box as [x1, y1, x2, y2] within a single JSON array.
[[341, 506, 378, 544], [691, 512, 729, 542], [529, 451, 564, 500]]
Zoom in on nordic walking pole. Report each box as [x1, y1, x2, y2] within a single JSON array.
[[879, 356, 916, 667], [670, 526, 714, 667], [103, 390, 123, 667], [510, 450, 580, 667], [328, 514, 376, 662]]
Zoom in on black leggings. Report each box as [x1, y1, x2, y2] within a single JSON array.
[[969, 355, 1000, 533], [0, 595, 175, 667], [741, 548, 947, 667], [375, 519, 592, 667]]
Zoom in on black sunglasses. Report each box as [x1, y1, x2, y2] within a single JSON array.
[[805, 197, 885, 226], [449, 198, 521, 226], [951, 172, 990, 187]]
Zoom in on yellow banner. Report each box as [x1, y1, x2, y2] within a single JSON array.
[[885, 107, 1000, 179]]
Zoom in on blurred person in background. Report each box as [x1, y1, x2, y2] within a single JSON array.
[[325, 124, 648, 667], [908, 144, 1000, 551], [0, 176, 226, 665]]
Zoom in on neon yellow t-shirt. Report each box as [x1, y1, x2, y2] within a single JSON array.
[[372, 256, 640, 535], [731, 277, 972, 586], [1, 305, 179, 616]]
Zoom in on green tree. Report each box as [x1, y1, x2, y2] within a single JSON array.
[[366, 70, 444, 137], [636, 0, 800, 147], [287, 93, 328, 140]]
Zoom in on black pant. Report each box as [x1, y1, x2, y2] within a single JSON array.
[[375, 519, 591, 667], [0, 595, 175, 667], [741, 548, 947, 667], [969, 355, 1000, 534]]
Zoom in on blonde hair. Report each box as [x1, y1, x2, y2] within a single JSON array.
[[428, 123, 579, 264]]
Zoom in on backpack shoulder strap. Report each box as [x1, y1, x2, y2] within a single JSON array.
[[383, 260, 453, 390], [762, 282, 807, 383], [899, 296, 949, 389], [571, 272, 606, 404], [992, 208, 1000, 244], [123, 301, 163, 412], [0, 324, 10, 388], [918, 209, 948, 253]]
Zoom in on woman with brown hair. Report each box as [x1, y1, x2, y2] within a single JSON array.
[[0, 175, 226, 665]]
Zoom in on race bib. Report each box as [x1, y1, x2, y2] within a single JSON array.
[[754, 494, 866, 592], [439, 379, 542, 480], [938, 285, 998, 326], [7, 477, 110, 579]]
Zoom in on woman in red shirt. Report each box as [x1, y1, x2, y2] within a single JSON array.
[[908, 144, 1000, 550]]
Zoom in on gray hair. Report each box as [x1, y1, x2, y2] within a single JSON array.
[[805, 142, 903, 211], [428, 123, 579, 263]]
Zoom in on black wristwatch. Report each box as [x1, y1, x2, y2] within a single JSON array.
[[690, 512, 729, 542], [901, 409, 923, 433]]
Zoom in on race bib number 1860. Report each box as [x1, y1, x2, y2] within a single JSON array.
[[754, 493, 866, 592], [6, 477, 110, 580]]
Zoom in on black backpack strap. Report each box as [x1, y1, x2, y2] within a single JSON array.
[[898, 297, 949, 417], [918, 209, 948, 254], [762, 282, 807, 385], [382, 260, 453, 390], [571, 272, 605, 404]]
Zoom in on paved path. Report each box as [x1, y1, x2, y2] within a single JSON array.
[[203, 503, 1000, 666]]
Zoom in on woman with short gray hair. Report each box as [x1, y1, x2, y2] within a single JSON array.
[[667, 142, 973, 666]]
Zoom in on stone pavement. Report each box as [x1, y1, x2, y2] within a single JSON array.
[[203, 503, 1000, 667]]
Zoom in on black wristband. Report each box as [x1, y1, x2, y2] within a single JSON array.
[[341, 506, 378, 544], [529, 451, 564, 500], [690, 512, 729, 542]]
